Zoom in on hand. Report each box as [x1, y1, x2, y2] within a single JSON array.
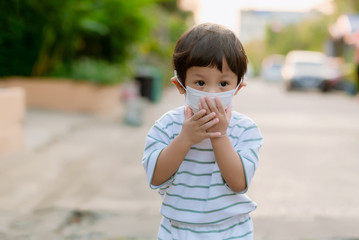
[[180, 106, 222, 146], [199, 96, 231, 136]]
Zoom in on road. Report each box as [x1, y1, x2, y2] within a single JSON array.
[[0, 79, 358, 239], [236, 80, 359, 239]]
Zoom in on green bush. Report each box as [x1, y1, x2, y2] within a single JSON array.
[[51, 58, 132, 85]]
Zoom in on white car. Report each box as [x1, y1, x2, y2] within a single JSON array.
[[281, 51, 338, 91]]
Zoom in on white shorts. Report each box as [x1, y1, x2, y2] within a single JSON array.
[[157, 214, 253, 240]]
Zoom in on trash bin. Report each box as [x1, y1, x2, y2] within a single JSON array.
[[135, 66, 163, 102]]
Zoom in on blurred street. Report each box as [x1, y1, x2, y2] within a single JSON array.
[[0, 79, 359, 240]]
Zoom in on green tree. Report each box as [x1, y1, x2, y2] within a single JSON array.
[[246, 1, 359, 78], [0, 0, 158, 79], [333, 0, 359, 16], [244, 14, 331, 75], [0, 0, 191, 85], [265, 16, 330, 56], [135, 2, 191, 84], [0, 0, 44, 76]]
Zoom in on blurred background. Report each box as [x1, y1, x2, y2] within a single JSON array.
[[0, 0, 359, 239]]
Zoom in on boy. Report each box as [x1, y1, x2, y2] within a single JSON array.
[[142, 23, 263, 239]]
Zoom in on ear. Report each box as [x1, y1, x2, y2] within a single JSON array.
[[234, 81, 247, 95], [171, 77, 186, 94]]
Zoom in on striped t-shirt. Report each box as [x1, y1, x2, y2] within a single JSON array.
[[142, 106, 263, 225]]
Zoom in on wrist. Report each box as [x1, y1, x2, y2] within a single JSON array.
[[218, 132, 227, 138], [211, 133, 228, 142], [177, 132, 194, 149]]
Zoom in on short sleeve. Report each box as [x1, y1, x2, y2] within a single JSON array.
[[142, 119, 173, 189], [233, 123, 263, 193]]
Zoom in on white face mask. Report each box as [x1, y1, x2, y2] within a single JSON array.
[[174, 70, 242, 113]]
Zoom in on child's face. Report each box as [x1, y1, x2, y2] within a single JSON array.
[[185, 59, 238, 94]]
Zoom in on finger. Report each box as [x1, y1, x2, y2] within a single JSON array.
[[200, 97, 211, 114], [214, 96, 225, 114], [206, 96, 218, 113], [198, 111, 216, 125], [184, 106, 194, 120], [191, 108, 206, 121], [225, 105, 232, 120], [201, 117, 219, 130], [207, 132, 222, 138]]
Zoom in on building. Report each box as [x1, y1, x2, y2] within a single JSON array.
[[239, 11, 317, 44]]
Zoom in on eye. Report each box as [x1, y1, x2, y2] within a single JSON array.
[[196, 80, 205, 86], [219, 81, 229, 87]]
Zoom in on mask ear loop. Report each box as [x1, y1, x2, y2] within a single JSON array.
[[174, 70, 187, 91], [235, 76, 245, 92]]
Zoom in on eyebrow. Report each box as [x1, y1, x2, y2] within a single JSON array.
[[192, 73, 206, 78], [191, 72, 235, 79]]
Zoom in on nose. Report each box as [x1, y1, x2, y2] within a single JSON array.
[[206, 86, 217, 93]]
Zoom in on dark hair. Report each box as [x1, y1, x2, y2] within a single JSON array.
[[172, 23, 248, 86]]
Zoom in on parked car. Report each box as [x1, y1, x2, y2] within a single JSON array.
[[261, 54, 284, 82], [281, 50, 340, 92]]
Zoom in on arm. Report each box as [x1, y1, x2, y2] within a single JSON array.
[[211, 136, 246, 192], [150, 133, 191, 186], [200, 96, 246, 192], [151, 106, 221, 186]]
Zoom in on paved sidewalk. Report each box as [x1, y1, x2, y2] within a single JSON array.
[[0, 87, 179, 240], [0, 80, 359, 240]]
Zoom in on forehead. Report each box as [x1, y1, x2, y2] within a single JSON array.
[[186, 61, 237, 80], [190, 58, 233, 71]]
